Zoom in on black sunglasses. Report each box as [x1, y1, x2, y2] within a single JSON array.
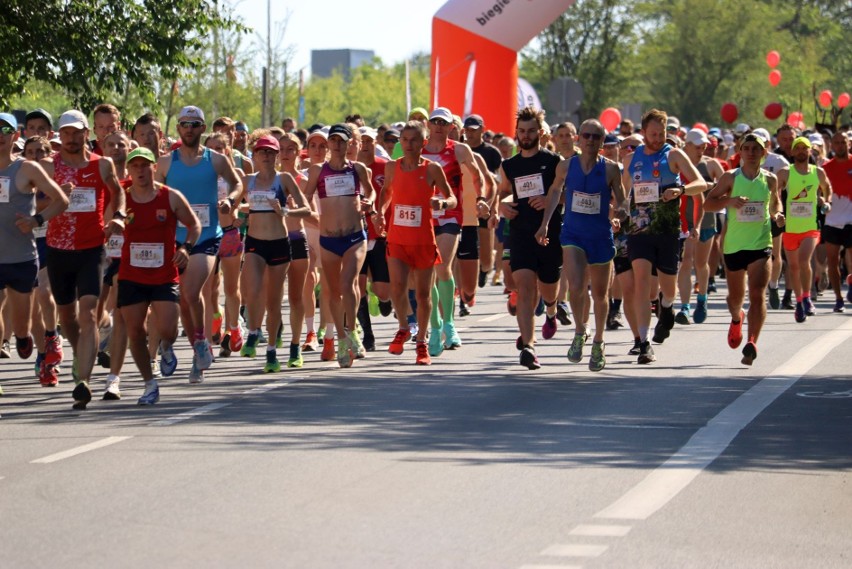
[[179, 120, 204, 129], [580, 132, 603, 141], [429, 118, 450, 126]]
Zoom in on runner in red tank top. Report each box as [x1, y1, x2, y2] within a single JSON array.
[[374, 121, 456, 365], [39, 109, 126, 410], [118, 147, 200, 406]]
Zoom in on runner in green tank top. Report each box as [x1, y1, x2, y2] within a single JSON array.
[[704, 133, 784, 365]]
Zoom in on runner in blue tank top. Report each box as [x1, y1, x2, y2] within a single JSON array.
[[156, 105, 243, 382], [537, 119, 625, 372]]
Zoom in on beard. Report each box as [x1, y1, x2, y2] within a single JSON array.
[[518, 135, 539, 151], [180, 130, 202, 149]]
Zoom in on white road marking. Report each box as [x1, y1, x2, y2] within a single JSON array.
[[541, 544, 609, 557], [31, 436, 133, 464], [480, 313, 508, 322], [595, 318, 852, 521], [570, 524, 632, 537], [520, 565, 583, 569], [150, 402, 231, 427]]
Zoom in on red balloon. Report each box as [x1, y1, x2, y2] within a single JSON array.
[[839, 92, 851, 109], [787, 111, 803, 124], [764, 102, 783, 120], [692, 122, 709, 134], [599, 107, 621, 132], [819, 90, 833, 108], [766, 50, 780, 68], [720, 103, 738, 124], [768, 69, 782, 87]]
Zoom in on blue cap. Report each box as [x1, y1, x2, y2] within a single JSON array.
[[708, 127, 721, 136], [603, 134, 619, 146], [0, 113, 18, 130]]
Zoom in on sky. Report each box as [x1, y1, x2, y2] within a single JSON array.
[[236, 0, 448, 74]]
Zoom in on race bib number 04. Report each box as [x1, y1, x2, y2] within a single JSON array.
[[106, 234, 124, 258]]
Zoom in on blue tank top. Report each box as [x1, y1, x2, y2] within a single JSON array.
[[627, 143, 681, 235], [166, 147, 222, 243], [562, 156, 612, 238], [0, 158, 37, 263], [246, 174, 287, 214]]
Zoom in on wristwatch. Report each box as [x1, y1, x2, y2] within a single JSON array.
[[33, 213, 45, 227], [113, 210, 127, 220]]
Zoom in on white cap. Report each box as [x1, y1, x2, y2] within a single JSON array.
[[307, 129, 327, 142], [178, 106, 205, 122], [685, 128, 709, 146], [429, 107, 453, 122], [666, 116, 680, 130], [57, 109, 89, 130], [808, 133, 823, 146], [358, 126, 378, 140], [752, 128, 771, 144], [734, 123, 750, 135], [723, 133, 735, 145]]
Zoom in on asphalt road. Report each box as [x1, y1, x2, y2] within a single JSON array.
[[1, 278, 850, 568]]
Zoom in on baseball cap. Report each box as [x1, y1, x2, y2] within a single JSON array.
[[384, 129, 400, 140], [0, 112, 18, 130], [603, 134, 619, 146], [734, 123, 750, 135], [25, 108, 52, 127], [235, 121, 249, 132], [808, 133, 823, 146], [752, 128, 771, 144], [253, 134, 280, 152], [429, 107, 453, 123], [57, 110, 88, 130], [666, 116, 680, 131], [178, 106, 205, 122], [741, 133, 766, 148], [328, 123, 352, 142], [126, 147, 157, 163], [463, 114, 484, 129], [791, 136, 811, 149], [708, 127, 722, 137], [723, 133, 735, 145], [358, 126, 378, 140], [306, 129, 327, 142], [408, 107, 428, 120], [685, 128, 709, 146], [307, 123, 325, 133]]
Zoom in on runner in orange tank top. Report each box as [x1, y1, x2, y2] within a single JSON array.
[[374, 121, 456, 365]]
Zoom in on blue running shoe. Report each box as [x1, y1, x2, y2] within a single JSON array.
[[159, 343, 178, 377], [137, 381, 160, 405]]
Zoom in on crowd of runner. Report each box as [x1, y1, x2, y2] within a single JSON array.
[[0, 102, 849, 408]]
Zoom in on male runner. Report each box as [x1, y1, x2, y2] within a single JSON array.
[[821, 131, 852, 311], [90, 103, 121, 155], [462, 114, 500, 289]]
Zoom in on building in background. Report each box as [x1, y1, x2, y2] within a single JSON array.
[[311, 49, 376, 80]]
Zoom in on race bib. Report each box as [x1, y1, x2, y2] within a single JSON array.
[[325, 174, 356, 197], [32, 224, 47, 238], [394, 204, 422, 227], [68, 187, 97, 213], [515, 174, 545, 199], [217, 177, 229, 200], [129, 242, 164, 268], [736, 201, 764, 223], [180, 204, 211, 228], [571, 191, 601, 215], [633, 182, 660, 204], [0, 177, 9, 203], [789, 201, 813, 218], [249, 190, 275, 212], [106, 234, 124, 258]]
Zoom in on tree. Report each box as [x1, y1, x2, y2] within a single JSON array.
[[0, 0, 244, 110]]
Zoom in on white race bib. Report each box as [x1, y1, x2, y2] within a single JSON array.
[[217, 177, 230, 200], [249, 190, 275, 212], [68, 187, 97, 213], [394, 204, 423, 227], [515, 174, 545, 199], [325, 173, 356, 197], [0, 177, 10, 203], [736, 201, 764, 223], [129, 242, 164, 268], [633, 182, 660, 204], [571, 191, 602, 215], [789, 201, 813, 218], [106, 234, 124, 258], [180, 204, 211, 228]]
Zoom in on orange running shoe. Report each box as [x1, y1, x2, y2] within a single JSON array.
[[321, 336, 336, 361], [727, 310, 744, 349], [415, 341, 431, 365], [388, 328, 411, 355], [507, 291, 518, 316], [302, 330, 319, 352]]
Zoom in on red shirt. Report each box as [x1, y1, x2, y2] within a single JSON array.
[[119, 186, 179, 285], [387, 160, 438, 246], [47, 154, 109, 251], [423, 139, 463, 226], [823, 157, 852, 200], [365, 157, 387, 239]]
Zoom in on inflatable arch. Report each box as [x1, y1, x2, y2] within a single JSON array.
[[431, 0, 575, 136]]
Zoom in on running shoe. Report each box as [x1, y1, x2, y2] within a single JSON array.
[[39, 361, 58, 387], [459, 299, 470, 317], [257, 330, 267, 344], [675, 307, 692, 325], [606, 311, 623, 330], [693, 298, 708, 324], [98, 322, 112, 353], [348, 329, 366, 359], [151, 359, 162, 379], [287, 344, 303, 368], [368, 291, 380, 317], [515, 335, 524, 350], [389, 329, 411, 355], [72, 381, 92, 410], [534, 297, 545, 317], [362, 332, 376, 352], [415, 341, 431, 365], [589, 341, 606, 372], [637, 341, 655, 364], [628, 338, 642, 355], [462, 292, 476, 307], [443, 321, 462, 349], [16, 335, 33, 360], [220, 332, 232, 358], [428, 328, 444, 357], [768, 286, 780, 310], [782, 291, 794, 310], [803, 296, 815, 316], [741, 340, 757, 366], [478, 270, 488, 288], [137, 381, 160, 405], [652, 303, 675, 343], [97, 350, 111, 369], [0, 341, 10, 358], [263, 350, 281, 373], [337, 336, 353, 368], [834, 298, 845, 313], [556, 301, 572, 326], [707, 279, 717, 293], [542, 315, 558, 340], [378, 300, 393, 317], [507, 291, 518, 316], [567, 332, 586, 363], [241, 332, 259, 357], [194, 339, 213, 370], [159, 343, 178, 377], [727, 310, 744, 348], [44, 333, 62, 365], [103, 375, 121, 400], [188, 356, 204, 384], [520, 346, 541, 370], [211, 311, 223, 344], [302, 330, 319, 352], [408, 321, 419, 342], [794, 302, 807, 323], [321, 337, 336, 361]]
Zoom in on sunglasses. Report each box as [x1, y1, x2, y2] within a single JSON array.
[[580, 132, 603, 141], [179, 120, 204, 129], [429, 119, 450, 126], [0, 126, 16, 135]]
